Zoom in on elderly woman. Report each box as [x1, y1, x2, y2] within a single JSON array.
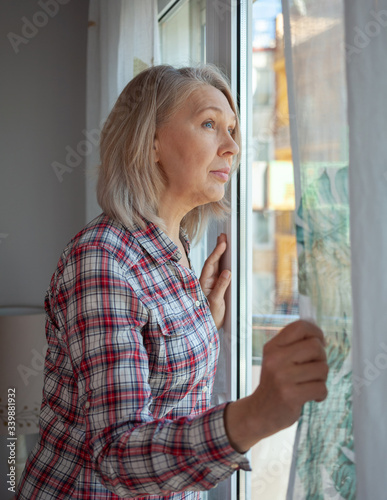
[[17, 65, 328, 500]]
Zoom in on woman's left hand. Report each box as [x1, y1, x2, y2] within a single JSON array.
[[199, 233, 232, 330]]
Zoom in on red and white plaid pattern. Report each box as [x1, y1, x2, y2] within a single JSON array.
[[17, 214, 250, 500]]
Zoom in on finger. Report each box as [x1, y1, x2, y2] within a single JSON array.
[[285, 337, 327, 364], [218, 232, 227, 244], [206, 236, 227, 267], [208, 269, 231, 303], [294, 381, 328, 405], [286, 361, 329, 385], [275, 320, 325, 348], [200, 239, 227, 283]]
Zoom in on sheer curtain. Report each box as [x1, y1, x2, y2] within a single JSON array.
[[282, 0, 355, 498], [345, 1, 387, 498], [85, 0, 159, 222]]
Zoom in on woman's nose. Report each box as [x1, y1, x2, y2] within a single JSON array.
[[219, 133, 239, 157]]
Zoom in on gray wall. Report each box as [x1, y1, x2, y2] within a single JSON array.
[[0, 0, 89, 307]]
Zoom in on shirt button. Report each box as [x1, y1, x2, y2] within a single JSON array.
[[230, 463, 239, 470], [84, 401, 90, 409], [195, 300, 200, 307], [209, 342, 213, 349], [202, 385, 208, 393]]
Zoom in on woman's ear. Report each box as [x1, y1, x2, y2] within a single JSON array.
[[153, 134, 160, 164]]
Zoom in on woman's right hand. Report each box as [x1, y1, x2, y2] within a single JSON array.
[[224, 320, 328, 453]]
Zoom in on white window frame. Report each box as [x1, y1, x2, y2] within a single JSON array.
[[206, 2, 252, 500]]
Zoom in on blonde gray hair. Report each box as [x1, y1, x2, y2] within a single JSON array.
[[97, 64, 241, 243]]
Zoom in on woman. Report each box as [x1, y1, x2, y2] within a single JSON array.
[[17, 65, 328, 499]]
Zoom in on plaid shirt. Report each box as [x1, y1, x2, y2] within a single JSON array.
[[17, 214, 250, 500]]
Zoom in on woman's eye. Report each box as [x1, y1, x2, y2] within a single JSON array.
[[228, 128, 235, 135], [203, 121, 214, 129]]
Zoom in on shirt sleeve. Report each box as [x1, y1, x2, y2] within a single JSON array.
[[59, 244, 250, 498]]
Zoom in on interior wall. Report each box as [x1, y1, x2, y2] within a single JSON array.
[[0, 0, 89, 307]]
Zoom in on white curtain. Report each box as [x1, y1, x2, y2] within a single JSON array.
[[85, 0, 160, 222], [282, 0, 355, 498], [345, 1, 387, 498], [283, 0, 387, 497]]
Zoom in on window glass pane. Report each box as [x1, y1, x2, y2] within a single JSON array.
[[250, 2, 298, 499], [159, 0, 206, 66], [158, 0, 207, 275]]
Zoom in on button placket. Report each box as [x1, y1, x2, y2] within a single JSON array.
[[192, 276, 217, 373]]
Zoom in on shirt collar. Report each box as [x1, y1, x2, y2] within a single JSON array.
[[131, 219, 191, 265]]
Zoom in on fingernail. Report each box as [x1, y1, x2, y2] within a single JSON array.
[[222, 270, 231, 279]]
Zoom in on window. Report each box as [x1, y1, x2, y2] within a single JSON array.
[[158, 0, 208, 277], [248, 2, 298, 499], [158, 2, 300, 499], [159, 0, 206, 66]]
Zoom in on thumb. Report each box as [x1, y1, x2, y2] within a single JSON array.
[[209, 270, 231, 301]]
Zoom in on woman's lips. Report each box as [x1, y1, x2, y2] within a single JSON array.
[[210, 170, 229, 181]]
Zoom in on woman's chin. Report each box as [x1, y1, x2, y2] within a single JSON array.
[[207, 185, 226, 203]]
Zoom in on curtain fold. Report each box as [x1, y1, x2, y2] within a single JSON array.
[[85, 0, 159, 222], [282, 0, 356, 498], [345, 1, 387, 498]]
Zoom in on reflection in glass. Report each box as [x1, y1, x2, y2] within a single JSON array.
[[250, 2, 298, 499]]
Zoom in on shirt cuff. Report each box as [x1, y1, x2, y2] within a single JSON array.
[[188, 402, 251, 485]]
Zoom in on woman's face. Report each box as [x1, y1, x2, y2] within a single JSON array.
[[154, 85, 239, 216]]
